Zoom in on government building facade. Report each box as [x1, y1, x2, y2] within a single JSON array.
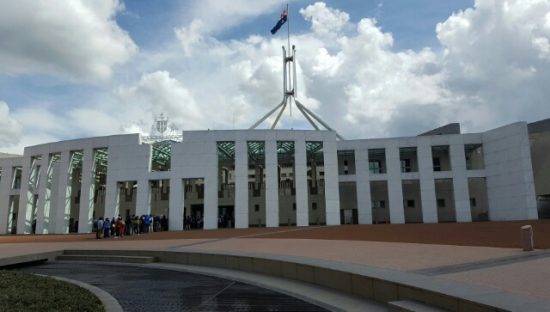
[[1, 117, 548, 235]]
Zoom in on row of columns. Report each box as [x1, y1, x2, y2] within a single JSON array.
[[183, 138, 340, 230], [10, 137, 341, 234], [355, 137, 474, 224]]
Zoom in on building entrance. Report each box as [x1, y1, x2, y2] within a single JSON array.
[[218, 205, 234, 228]]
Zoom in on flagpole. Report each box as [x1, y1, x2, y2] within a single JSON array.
[[286, 3, 291, 118], [287, 3, 290, 53]]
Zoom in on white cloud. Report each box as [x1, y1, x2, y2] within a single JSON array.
[[164, 2, 462, 137], [299, 2, 350, 37], [436, 0, 550, 129], [115, 71, 205, 133], [174, 19, 205, 56], [6, 0, 550, 155], [0, 102, 22, 148], [182, 0, 290, 34], [0, 0, 137, 81]]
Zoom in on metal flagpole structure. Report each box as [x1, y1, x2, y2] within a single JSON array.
[[287, 3, 292, 118], [250, 4, 344, 140]]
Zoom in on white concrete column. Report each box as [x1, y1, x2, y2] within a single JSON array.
[[234, 140, 249, 228], [78, 148, 94, 233], [417, 139, 437, 223], [265, 140, 279, 227], [35, 156, 50, 234], [104, 175, 118, 220], [24, 157, 42, 234], [203, 141, 218, 229], [54, 151, 71, 234], [450, 137, 472, 222], [135, 179, 150, 216], [0, 164, 13, 234], [168, 178, 183, 231], [16, 156, 31, 234], [386, 143, 405, 224], [355, 148, 372, 224], [294, 139, 308, 226], [323, 138, 340, 225]]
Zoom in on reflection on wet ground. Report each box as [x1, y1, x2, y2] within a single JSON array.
[[22, 262, 328, 311]]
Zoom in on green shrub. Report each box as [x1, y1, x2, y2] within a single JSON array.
[[0, 270, 104, 312]]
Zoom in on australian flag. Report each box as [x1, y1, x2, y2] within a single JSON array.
[[270, 9, 288, 34]]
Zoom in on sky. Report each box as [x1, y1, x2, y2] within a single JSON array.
[[1, 0, 550, 154]]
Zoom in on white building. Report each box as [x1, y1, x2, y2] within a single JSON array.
[[0, 120, 542, 235]]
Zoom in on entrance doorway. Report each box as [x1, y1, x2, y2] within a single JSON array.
[[190, 204, 204, 229], [218, 205, 234, 228]]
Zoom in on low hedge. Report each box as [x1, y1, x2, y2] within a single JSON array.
[[0, 270, 104, 312]]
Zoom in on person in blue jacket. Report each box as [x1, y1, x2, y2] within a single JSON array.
[[103, 218, 111, 238]]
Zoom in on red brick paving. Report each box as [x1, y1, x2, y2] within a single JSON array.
[[1, 220, 549, 249]]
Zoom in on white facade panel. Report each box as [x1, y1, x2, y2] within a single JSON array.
[[417, 138, 437, 223], [355, 148, 372, 224], [294, 138, 308, 226], [386, 142, 405, 224], [323, 137, 340, 225], [234, 140, 249, 228], [483, 123, 538, 220], [265, 140, 279, 227], [450, 136, 472, 222]]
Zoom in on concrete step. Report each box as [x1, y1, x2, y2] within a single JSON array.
[[57, 254, 157, 264], [388, 300, 447, 312]]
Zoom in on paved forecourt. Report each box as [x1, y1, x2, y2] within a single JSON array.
[[1, 223, 550, 309]]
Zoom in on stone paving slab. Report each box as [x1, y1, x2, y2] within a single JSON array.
[[1, 235, 549, 305], [442, 256, 550, 301], [180, 238, 523, 271]]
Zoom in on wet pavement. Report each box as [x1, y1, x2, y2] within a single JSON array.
[[21, 262, 329, 312]]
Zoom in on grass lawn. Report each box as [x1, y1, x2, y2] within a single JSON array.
[[0, 270, 104, 312]]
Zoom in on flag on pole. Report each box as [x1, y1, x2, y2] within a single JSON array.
[[270, 9, 288, 34]]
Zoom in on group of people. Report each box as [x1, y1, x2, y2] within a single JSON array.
[[184, 215, 203, 230], [94, 214, 169, 239]]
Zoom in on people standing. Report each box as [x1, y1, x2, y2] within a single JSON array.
[[96, 217, 104, 239], [103, 218, 111, 238]]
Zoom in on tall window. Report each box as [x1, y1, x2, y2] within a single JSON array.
[[401, 159, 411, 172], [368, 149, 386, 174], [369, 160, 382, 174], [433, 157, 441, 172]]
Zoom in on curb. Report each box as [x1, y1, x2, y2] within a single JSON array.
[[47, 275, 123, 312]]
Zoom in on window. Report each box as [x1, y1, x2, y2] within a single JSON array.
[[255, 204, 260, 212], [368, 149, 386, 174], [401, 159, 411, 173], [464, 144, 484, 170], [371, 200, 386, 209], [369, 160, 382, 174], [433, 157, 441, 172], [437, 198, 446, 208], [343, 160, 349, 175], [399, 147, 418, 173], [432, 146, 450, 171], [292, 203, 296, 211], [470, 198, 477, 207], [406, 200, 415, 208], [161, 186, 169, 200], [125, 189, 133, 202], [312, 202, 317, 210]]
